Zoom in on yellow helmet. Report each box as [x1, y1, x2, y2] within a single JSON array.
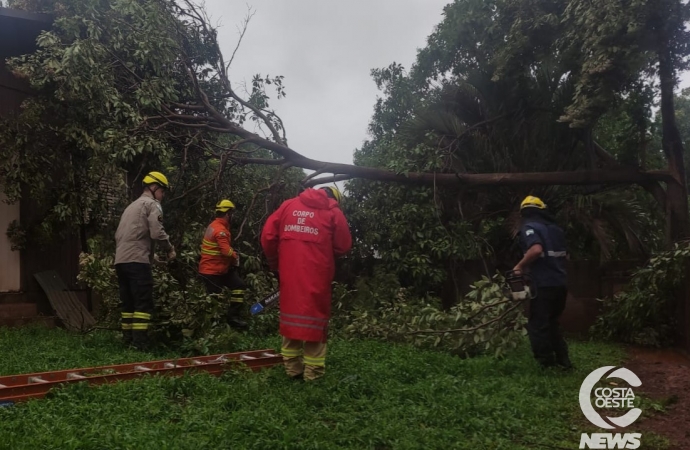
[[520, 195, 546, 210], [142, 171, 169, 188], [215, 199, 235, 213], [320, 186, 343, 203]]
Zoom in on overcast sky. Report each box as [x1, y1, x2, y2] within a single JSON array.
[[201, 1, 690, 174], [202, 0, 450, 168]]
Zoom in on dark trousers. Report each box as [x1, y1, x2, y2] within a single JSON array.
[[200, 270, 247, 324], [527, 286, 571, 368], [200, 270, 246, 302], [116, 263, 154, 347]]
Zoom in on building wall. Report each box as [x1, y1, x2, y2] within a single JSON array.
[[0, 192, 21, 292], [0, 59, 26, 293], [1, 35, 85, 310], [0, 59, 31, 115]]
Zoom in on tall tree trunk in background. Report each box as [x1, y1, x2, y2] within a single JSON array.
[[658, 31, 690, 350], [658, 42, 690, 244]]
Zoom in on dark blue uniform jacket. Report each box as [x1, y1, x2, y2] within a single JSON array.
[[518, 219, 567, 288]]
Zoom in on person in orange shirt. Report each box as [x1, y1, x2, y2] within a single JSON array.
[[198, 200, 248, 329]]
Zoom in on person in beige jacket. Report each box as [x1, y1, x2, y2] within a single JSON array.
[[114, 171, 176, 350]]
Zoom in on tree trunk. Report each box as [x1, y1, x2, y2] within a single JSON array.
[[658, 39, 690, 244], [658, 30, 690, 351]]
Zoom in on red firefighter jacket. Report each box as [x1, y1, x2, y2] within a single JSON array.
[[261, 188, 352, 342], [198, 217, 238, 275]]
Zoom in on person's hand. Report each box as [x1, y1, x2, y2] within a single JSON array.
[[233, 252, 240, 267], [153, 254, 167, 267], [167, 246, 177, 261]]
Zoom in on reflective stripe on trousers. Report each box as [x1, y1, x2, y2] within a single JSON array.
[[132, 311, 151, 330], [230, 289, 244, 303], [281, 336, 327, 381], [121, 312, 133, 330]]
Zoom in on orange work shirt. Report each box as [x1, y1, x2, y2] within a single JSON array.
[[198, 217, 238, 275]]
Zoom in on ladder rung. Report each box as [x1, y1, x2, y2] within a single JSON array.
[[66, 373, 86, 380], [28, 377, 48, 384], [0, 348, 282, 404]]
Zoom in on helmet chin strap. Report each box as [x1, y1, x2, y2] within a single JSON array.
[[146, 184, 160, 197]]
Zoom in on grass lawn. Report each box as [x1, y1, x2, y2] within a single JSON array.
[[0, 326, 640, 449]]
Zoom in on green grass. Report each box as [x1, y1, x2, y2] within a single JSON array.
[[0, 326, 652, 449]]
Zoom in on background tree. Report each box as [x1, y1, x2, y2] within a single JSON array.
[[345, 0, 672, 305]]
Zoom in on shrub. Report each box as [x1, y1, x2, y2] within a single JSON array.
[[335, 270, 526, 357], [591, 241, 690, 346], [77, 237, 278, 353]]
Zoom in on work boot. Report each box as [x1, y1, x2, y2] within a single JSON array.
[[132, 330, 150, 351], [554, 341, 572, 370], [535, 354, 556, 369], [556, 357, 574, 371], [122, 330, 133, 347], [226, 303, 248, 330]]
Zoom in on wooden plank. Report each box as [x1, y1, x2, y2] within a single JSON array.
[[53, 278, 92, 330], [33, 271, 95, 331]]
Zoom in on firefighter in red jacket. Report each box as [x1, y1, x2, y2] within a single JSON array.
[[261, 186, 352, 381], [198, 199, 248, 329]]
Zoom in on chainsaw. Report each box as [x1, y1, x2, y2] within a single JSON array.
[[250, 290, 280, 315], [504, 270, 536, 301]]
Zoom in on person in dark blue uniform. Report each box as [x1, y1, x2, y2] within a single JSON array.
[[514, 196, 572, 369]]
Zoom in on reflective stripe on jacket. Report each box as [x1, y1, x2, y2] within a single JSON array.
[[198, 217, 238, 275], [115, 191, 171, 265]]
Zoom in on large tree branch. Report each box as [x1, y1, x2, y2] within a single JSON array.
[[158, 111, 674, 188], [231, 157, 287, 165], [178, 0, 285, 145], [164, 1, 677, 194], [301, 164, 672, 188], [305, 174, 352, 186], [592, 139, 666, 208], [592, 139, 620, 167], [405, 301, 523, 335]]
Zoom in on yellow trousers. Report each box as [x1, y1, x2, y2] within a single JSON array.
[[281, 336, 327, 381]]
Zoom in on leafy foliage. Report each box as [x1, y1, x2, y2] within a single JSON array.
[[0, 0, 299, 249], [591, 241, 690, 346], [0, 0, 305, 349], [335, 271, 526, 357], [346, 0, 670, 306], [77, 235, 279, 353]]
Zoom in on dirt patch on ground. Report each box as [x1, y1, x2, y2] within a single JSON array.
[[625, 347, 690, 449]]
